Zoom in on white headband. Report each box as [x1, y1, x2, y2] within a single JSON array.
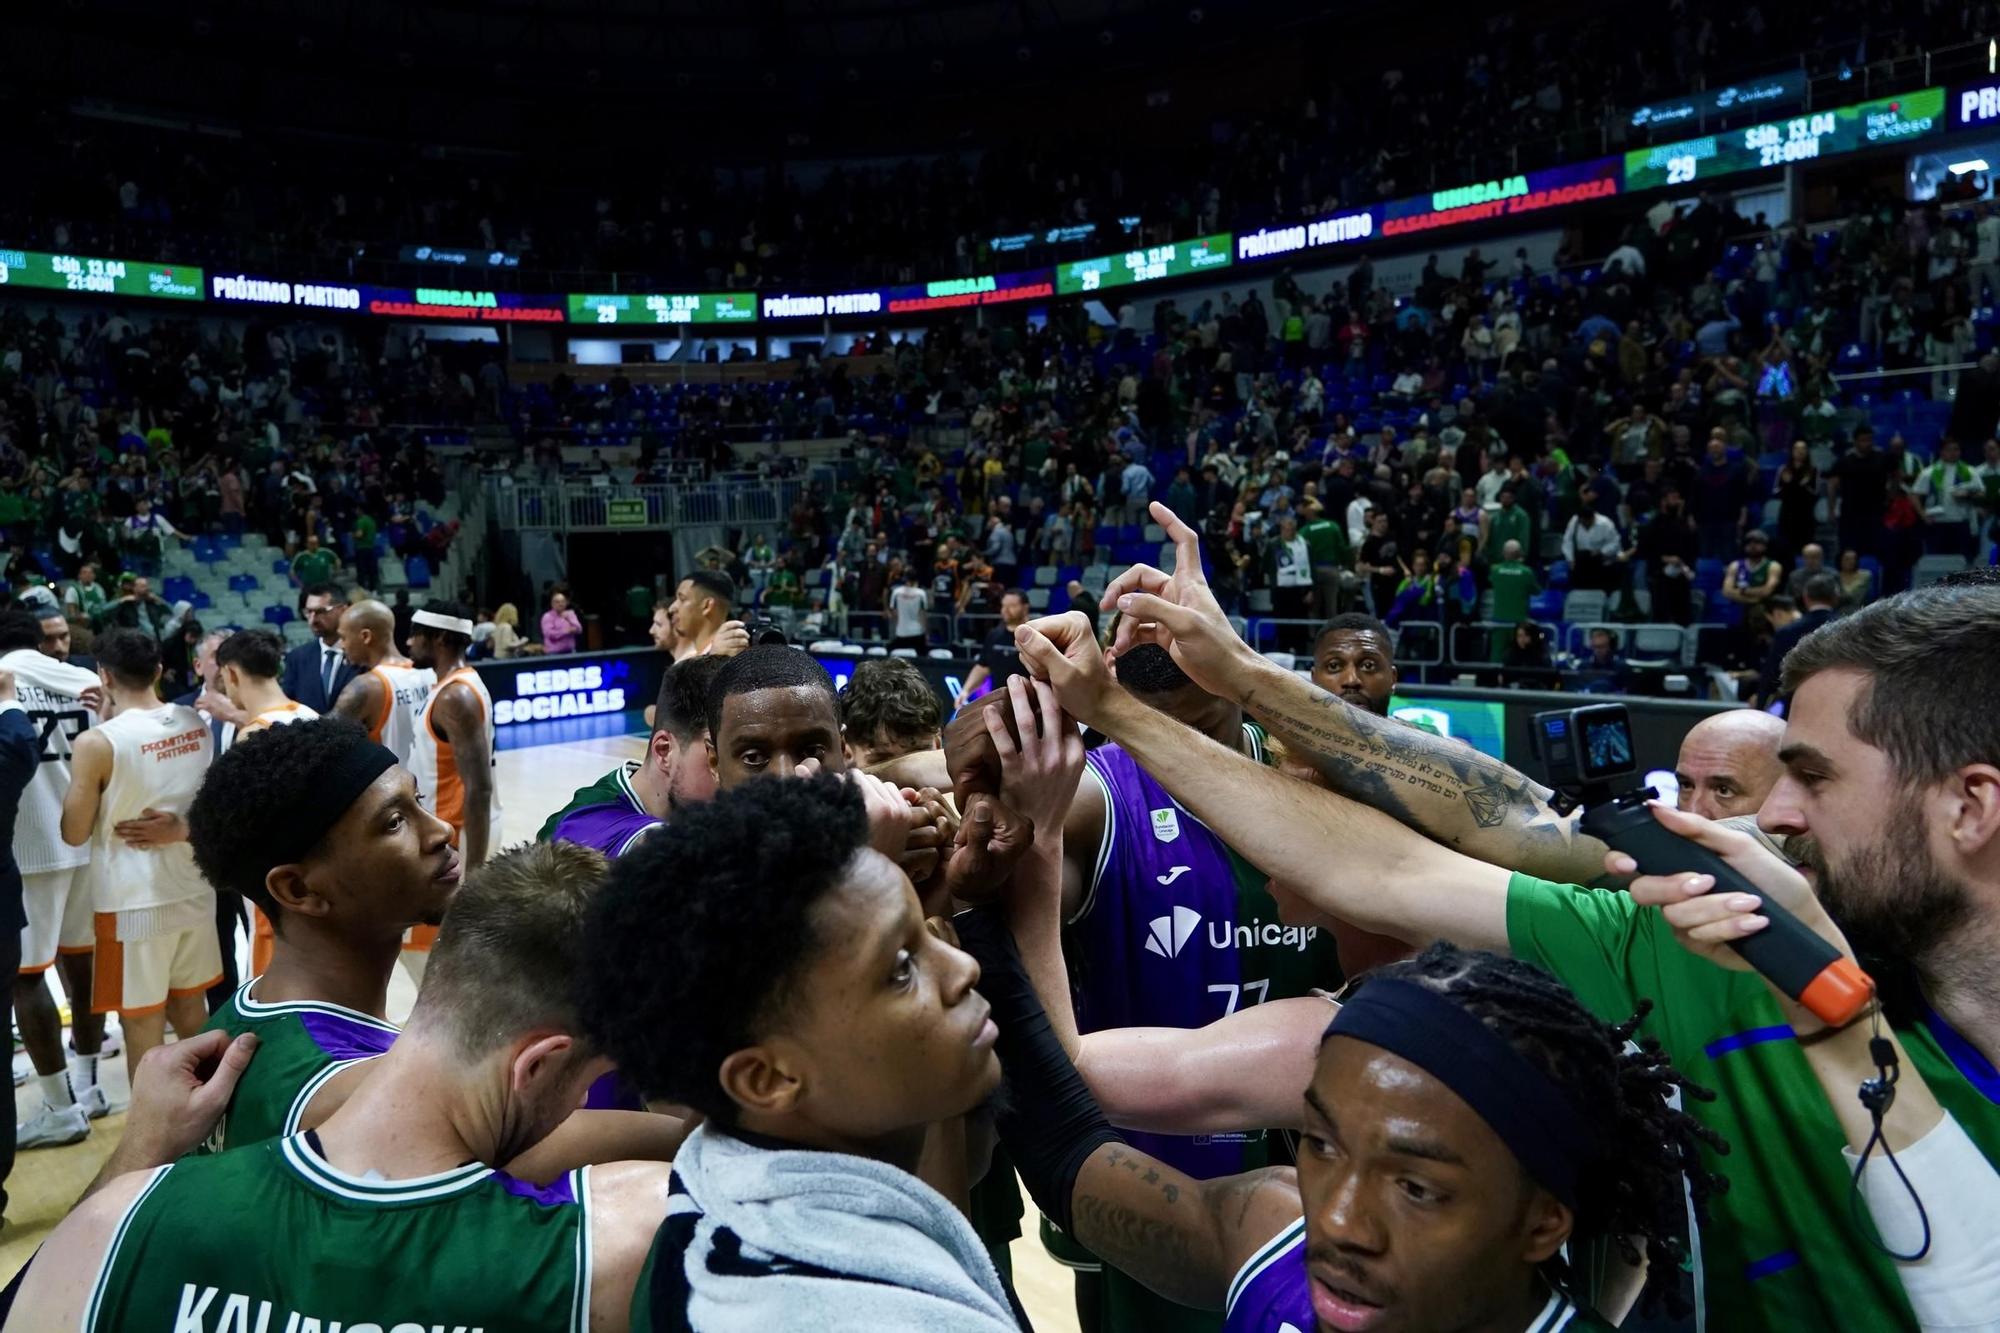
[[411, 610, 474, 635]]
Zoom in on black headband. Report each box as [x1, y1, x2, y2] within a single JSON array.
[[271, 735, 400, 866], [1327, 978, 1599, 1209]]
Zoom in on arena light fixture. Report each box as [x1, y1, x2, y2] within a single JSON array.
[[1950, 159, 1992, 175]]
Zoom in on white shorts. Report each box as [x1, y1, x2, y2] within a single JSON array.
[[91, 896, 223, 1015], [21, 866, 94, 973]]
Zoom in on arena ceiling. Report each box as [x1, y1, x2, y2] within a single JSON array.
[[15, 0, 1370, 156]]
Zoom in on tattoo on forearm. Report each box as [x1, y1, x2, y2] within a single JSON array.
[[1072, 1147, 1212, 1306], [1241, 676, 1587, 858]]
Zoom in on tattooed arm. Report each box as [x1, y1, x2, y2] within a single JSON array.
[[1233, 653, 1613, 886], [1070, 1151, 1304, 1310]]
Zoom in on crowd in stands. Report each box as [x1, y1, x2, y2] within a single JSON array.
[[6, 0, 1990, 290], [0, 301, 466, 641], [663, 185, 2000, 700]]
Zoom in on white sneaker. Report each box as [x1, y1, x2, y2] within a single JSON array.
[[16, 1102, 89, 1149], [78, 1085, 114, 1120]]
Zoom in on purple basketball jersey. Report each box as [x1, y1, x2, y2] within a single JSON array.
[[552, 803, 661, 859], [1073, 733, 1303, 1179], [1223, 1219, 1311, 1333]]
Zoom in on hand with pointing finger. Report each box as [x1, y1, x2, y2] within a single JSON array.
[[1010, 612, 1117, 724], [1098, 501, 1256, 698]]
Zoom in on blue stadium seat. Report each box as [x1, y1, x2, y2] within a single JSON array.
[[263, 605, 294, 628]]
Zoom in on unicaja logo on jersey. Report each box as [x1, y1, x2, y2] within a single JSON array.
[[1150, 807, 1181, 842], [1144, 906, 1202, 958]]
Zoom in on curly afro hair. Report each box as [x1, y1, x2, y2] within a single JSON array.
[[1346, 943, 1727, 1320], [188, 717, 383, 921], [576, 773, 867, 1122]]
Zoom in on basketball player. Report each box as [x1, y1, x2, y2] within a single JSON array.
[[216, 629, 319, 733], [332, 598, 434, 764], [706, 647, 975, 902], [541, 656, 722, 857], [959, 905, 1719, 1333], [59, 631, 221, 1077], [188, 719, 458, 1150], [666, 570, 741, 661], [950, 647, 1342, 1333], [9, 841, 671, 1333], [0, 611, 109, 1148], [405, 601, 496, 981], [1309, 613, 1397, 715]]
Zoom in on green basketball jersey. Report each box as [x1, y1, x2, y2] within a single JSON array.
[[84, 1135, 594, 1333], [1507, 872, 2000, 1330], [200, 981, 400, 1152]]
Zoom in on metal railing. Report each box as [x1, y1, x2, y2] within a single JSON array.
[[487, 477, 808, 532]]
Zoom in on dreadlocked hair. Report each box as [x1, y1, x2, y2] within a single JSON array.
[[1358, 943, 1729, 1319]]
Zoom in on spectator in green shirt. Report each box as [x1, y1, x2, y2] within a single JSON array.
[[1488, 539, 1542, 659], [765, 562, 803, 610], [1483, 485, 1534, 563], [63, 563, 109, 624], [351, 513, 380, 589], [1298, 498, 1355, 617], [290, 533, 339, 588]]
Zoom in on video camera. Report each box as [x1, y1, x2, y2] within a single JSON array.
[[1531, 702, 1870, 1027], [1527, 702, 1635, 802]]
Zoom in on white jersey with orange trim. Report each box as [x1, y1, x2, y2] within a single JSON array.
[[410, 666, 498, 833], [238, 701, 319, 735], [0, 648, 101, 874], [362, 662, 435, 766], [91, 703, 214, 913]]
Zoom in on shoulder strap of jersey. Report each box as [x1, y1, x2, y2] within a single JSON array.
[[428, 668, 487, 741], [366, 667, 395, 736], [82, 1164, 175, 1333], [1223, 1215, 1305, 1316]]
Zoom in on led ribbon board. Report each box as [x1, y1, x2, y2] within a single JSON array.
[[1055, 234, 1233, 295], [566, 292, 758, 325], [1624, 87, 1946, 191], [365, 287, 566, 322], [885, 270, 1055, 314], [1379, 159, 1621, 238], [0, 248, 202, 300], [759, 290, 886, 319]]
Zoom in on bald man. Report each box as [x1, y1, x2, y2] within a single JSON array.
[[1672, 708, 1785, 820], [332, 600, 435, 766]]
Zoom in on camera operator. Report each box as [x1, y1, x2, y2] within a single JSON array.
[[1005, 501, 2000, 1332]]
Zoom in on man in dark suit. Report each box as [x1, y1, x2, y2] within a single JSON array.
[[0, 666, 48, 1220], [280, 582, 356, 713], [1759, 571, 1840, 705]]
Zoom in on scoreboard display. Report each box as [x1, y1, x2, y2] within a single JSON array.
[[1055, 233, 1232, 295], [0, 248, 203, 300], [567, 292, 758, 325], [1624, 87, 1945, 191]]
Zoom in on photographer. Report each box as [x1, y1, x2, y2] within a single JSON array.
[[1005, 501, 2000, 1332]]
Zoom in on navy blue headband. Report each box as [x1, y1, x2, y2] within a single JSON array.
[[1327, 978, 1598, 1209], [271, 733, 400, 866]]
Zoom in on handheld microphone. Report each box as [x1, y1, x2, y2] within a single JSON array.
[[1582, 791, 1874, 1027]]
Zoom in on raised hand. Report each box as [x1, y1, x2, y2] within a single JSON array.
[[1099, 501, 1252, 697], [984, 675, 1085, 836], [931, 792, 1035, 910], [1606, 802, 1853, 1028], [1011, 611, 1117, 725]]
